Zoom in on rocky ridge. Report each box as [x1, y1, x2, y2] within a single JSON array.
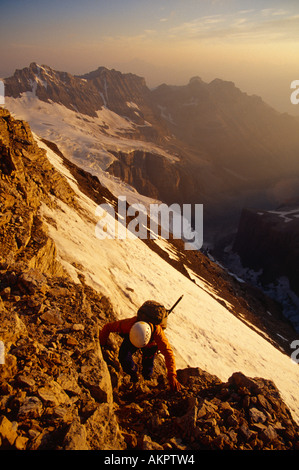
[[0, 107, 299, 450], [233, 205, 299, 296], [151, 77, 299, 181], [0, 106, 127, 449], [4, 62, 168, 143], [231, 204, 299, 333], [4, 63, 104, 118]]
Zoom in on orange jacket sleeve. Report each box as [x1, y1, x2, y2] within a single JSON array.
[[152, 325, 177, 380]]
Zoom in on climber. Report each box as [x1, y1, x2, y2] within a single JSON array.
[[99, 300, 182, 392]]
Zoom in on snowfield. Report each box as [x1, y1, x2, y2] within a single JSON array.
[[6, 92, 179, 211], [5, 93, 178, 176], [36, 139, 299, 425]]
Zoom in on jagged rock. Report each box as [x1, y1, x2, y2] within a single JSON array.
[[175, 397, 198, 438], [233, 206, 299, 300], [85, 404, 125, 450], [232, 205, 299, 333], [37, 380, 71, 406], [0, 107, 76, 276], [0, 416, 18, 447], [141, 434, 164, 450], [63, 418, 89, 450], [14, 434, 29, 450], [79, 345, 113, 403], [259, 425, 278, 443], [0, 354, 18, 380], [114, 364, 299, 450], [0, 311, 27, 351], [249, 407, 267, 424], [56, 371, 81, 395], [16, 374, 36, 389], [167, 437, 187, 450], [40, 308, 63, 325], [17, 396, 43, 420], [0, 105, 121, 447], [107, 149, 195, 204], [122, 432, 138, 449], [228, 371, 263, 394]]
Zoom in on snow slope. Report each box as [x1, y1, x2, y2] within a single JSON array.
[[36, 138, 299, 425], [5, 93, 177, 200]]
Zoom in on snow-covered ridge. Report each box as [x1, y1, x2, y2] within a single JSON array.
[[5, 92, 180, 210], [37, 136, 299, 425], [259, 208, 299, 224], [5, 92, 177, 169]]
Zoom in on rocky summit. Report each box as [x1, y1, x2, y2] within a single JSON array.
[[0, 107, 299, 450]]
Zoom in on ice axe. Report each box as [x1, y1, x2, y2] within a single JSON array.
[[167, 295, 184, 315]]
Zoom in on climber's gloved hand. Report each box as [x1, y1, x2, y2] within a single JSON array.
[[169, 375, 182, 392]]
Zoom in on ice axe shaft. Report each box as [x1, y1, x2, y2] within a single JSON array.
[[168, 295, 184, 315]]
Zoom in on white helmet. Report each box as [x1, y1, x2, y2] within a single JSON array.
[[129, 321, 152, 348]]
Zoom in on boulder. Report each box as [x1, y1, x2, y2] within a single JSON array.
[[63, 418, 89, 450], [85, 403, 125, 450], [79, 345, 113, 403], [0, 416, 18, 447], [18, 396, 43, 420], [37, 380, 71, 406]]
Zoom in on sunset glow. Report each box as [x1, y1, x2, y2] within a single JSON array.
[[1, 0, 299, 114]]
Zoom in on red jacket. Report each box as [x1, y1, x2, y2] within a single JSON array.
[[99, 316, 177, 380]]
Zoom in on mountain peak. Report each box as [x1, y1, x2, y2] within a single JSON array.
[[4, 63, 104, 116], [78, 65, 109, 80], [29, 62, 46, 70], [209, 77, 237, 89], [189, 76, 203, 85], [79, 65, 147, 87], [28, 62, 58, 76]]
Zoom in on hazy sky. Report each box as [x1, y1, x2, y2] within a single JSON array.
[[1, 0, 299, 114]]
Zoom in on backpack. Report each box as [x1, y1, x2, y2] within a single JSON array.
[[137, 300, 168, 329]]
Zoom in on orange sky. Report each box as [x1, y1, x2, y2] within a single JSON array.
[[1, 0, 299, 115]]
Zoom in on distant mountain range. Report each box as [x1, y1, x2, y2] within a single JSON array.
[[4, 62, 299, 243]]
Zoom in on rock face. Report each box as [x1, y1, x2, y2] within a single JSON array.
[[0, 263, 124, 450], [0, 107, 125, 450], [79, 67, 163, 133], [107, 150, 197, 203], [151, 77, 299, 182], [0, 107, 298, 450], [0, 107, 75, 272], [233, 205, 299, 331], [234, 206, 299, 290]]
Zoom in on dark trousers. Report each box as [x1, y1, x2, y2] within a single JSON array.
[[119, 336, 158, 380]]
